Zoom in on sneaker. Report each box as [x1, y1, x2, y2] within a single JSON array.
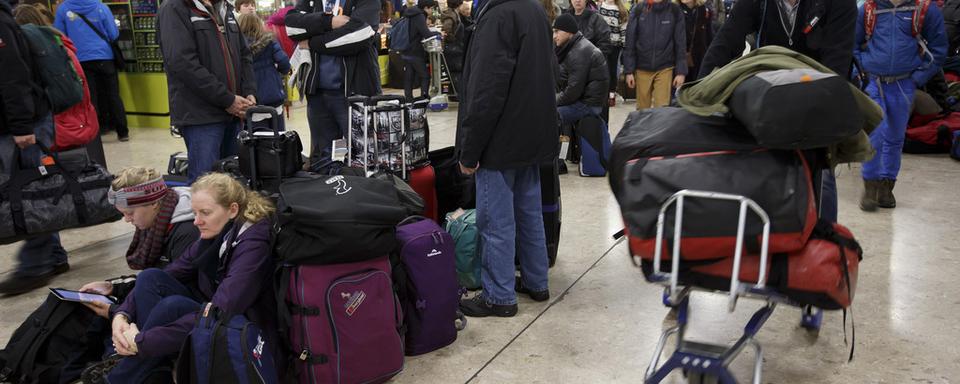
[[0, 263, 70, 295], [459, 294, 517, 318], [515, 277, 549, 302], [118, 134, 130, 142], [81, 354, 122, 384]]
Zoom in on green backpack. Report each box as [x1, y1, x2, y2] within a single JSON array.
[[445, 209, 481, 290], [19, 24, 84, 113]]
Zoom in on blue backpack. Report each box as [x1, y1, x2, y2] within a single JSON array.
[[175, 303, 279, 384], [388, 17, 411, 52]]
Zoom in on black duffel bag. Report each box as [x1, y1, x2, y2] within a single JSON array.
[[274, 174, 409, 265], [238, 106, 303, 190], [727, 68, 864, 149], [0, 145, 120, 245]]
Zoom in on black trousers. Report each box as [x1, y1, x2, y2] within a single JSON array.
[[81, 60, 128, 137], [403, 55, 430, 100], [606, 47, 621, 93]]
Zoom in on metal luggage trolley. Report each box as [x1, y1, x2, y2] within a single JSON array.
[[422, 35, 456, 111], [642, 190, 823, 384]]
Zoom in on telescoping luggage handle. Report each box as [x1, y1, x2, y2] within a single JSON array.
[[347, 95, 410, 179], [241, 106, 285, 190], [648, 190, 772, 313]]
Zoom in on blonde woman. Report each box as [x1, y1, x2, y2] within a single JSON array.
[[102, 174, 278, 383]]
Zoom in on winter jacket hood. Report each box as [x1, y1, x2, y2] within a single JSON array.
[[170, 187, 194, 224], [557, 33, 609, 107], [0, 0, 49, 137], [854, 0, 947, 87], [246, 32, 275, 55], [53, 0, 119, 62], [456, 0, 559, 169], [157, 0, 256, 127], [698, 0, 856, 79], [622, 1, 687, 74]]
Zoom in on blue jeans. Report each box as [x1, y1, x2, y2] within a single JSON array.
[[0, 114, 67, 277], [476, 166, 549, 305], [862, 78, 915, 181], [108, 269, 201, 383], [306, 90, 348, 173], [180, 120, 241, 183], [558, 102, 603, 127]]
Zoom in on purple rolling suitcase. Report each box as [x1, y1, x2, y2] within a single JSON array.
[[285, 256, 404, 384], [395, 216, 465, 356]]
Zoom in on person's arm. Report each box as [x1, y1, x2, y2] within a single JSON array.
[[621, 9, 637, 74], [272, 41, 292, 74], [101, 4, 120, 41], [0, 24, 38, 137], [458, 13, 518, 168], [414, 13, 438, 43], [698, 0, 757, 78], [913, 4, 948, 86], [557, 51, 590, 106], [673, 5, 687, 76], [591, 13, 612, 55], [158, 4, 236, 109], [817, 0, 856, 76]]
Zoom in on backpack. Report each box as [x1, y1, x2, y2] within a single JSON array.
[[863, 0, 933, 58], [52, 35, 98, 151], [394, 216, 466, 356], [175, 303, 280, 384], [18, 25, 84, 114], [445, 209, 481, 290], [0, 293, 101, 384], [388, 17, 411, 52]]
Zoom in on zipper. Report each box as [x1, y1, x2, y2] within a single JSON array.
[[297, 268, 318, 384], [399, 231, 444, 259]]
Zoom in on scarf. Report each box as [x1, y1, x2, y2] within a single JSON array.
[[125, 190, 180, 270]]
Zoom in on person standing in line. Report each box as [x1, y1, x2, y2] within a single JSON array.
[[157, 0, 256, 183], [622, 0, 686, 109], [54, 0, 129, 141], [597, 0, 626, 105], [565, 0, 610, 54], [401, 0, 441, 100], [236, 0, 256, 14], [239, 13, 291, 129], [0, 0, 69, 295], [677, 0, 712, 81], [456, 0, 557, 318]]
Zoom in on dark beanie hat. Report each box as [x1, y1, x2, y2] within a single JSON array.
[[553, 14, 579, 34], [418, 0, 438, 8]]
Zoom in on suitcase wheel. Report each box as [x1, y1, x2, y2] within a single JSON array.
[[800, 305, 823, 331]]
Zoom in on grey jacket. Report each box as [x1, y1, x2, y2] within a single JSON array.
[[557, 33, 609, 107], [622, 1, 687, 75], [158, 0, 256, 127]]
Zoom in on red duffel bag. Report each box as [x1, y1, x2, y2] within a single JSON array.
[[641, 221, 862, 309]]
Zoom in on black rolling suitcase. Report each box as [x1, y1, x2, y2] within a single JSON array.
[[237, 106, 303, 193], [540, 160, 561, 267]]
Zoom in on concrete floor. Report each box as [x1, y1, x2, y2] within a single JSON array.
[[2, 98, 959, 383]]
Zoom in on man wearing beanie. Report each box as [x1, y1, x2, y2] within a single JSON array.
[[622, 0, 686, 109], [456, 0, 557, 317], [554, 13, 608, 126]]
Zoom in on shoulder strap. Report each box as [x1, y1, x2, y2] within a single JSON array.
[[864, 0, 878, 39], [913, 0, 931, 36], [76, 12, 113, 46]]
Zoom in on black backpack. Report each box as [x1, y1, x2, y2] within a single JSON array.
[[0, 293, 104, 384]]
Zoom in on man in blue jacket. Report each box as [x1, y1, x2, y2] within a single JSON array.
[[854, 0, 947, 211], [54, 0, 129, 141]]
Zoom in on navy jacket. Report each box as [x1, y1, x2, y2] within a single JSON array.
[[622, 1, 687, 75], [249, 37, 291, 107]]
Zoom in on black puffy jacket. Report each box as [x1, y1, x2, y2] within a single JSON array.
[[557, 33, 609, 107], [564, 8, 611, 55], [622, 1, 687, 75]]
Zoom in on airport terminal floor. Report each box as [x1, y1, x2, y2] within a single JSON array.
[[1, 99, 958, 383]]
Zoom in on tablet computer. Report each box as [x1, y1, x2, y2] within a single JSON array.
[[49, 288, 116, 305]]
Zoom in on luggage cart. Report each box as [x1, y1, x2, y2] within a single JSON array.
[[423, 35, 456, 111], [641, 190, 822, 384]]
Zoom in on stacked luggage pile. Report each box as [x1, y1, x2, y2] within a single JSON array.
[[609, 66, 872, 383]]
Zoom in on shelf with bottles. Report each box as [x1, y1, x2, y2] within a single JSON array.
[[133, 30, 158, 46], [133, 15, 157, 30], [131, 0, 158, 14], [139, 62, 164, 72]]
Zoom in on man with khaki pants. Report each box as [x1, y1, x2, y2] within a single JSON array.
[[622, 0, 687, 109]]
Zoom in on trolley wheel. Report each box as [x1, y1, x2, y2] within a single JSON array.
[[686, 371, 720, 384], [800, 305, 823, 331]]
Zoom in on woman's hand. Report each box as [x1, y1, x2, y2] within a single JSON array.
[[80, 281, 115, 318], [83, 301, 111, 319], [111, 314, 137, 356]]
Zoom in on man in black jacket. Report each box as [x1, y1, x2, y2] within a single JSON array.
[[401, 0, 441, 100], [0, 0, 69, 295], [697, 0, 856, 79], [565, 0, 610, 54], [555, 14, 608, 125], [158, 0, 257, 183], [456, 0, 557, 318], [286, 0, 381, 172]]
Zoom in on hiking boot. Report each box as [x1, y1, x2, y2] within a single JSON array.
[[81, 354, 122, 384], [459, 294, 517, 318], [878, 179, 897, 208], [0, 263, 70, 296], [859, 180, 880, 212], [558, 160, 568, 175], [515, 276, 550, 302]]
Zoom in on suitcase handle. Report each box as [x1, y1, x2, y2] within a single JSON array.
[[241, 105, 285, 190], [368, 95, 407, 106]]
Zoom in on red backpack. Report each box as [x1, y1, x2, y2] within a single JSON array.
[[862, 0, 933, 55], [52, 35, 98, 152]]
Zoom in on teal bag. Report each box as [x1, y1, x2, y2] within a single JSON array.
[[445, 209, 481, 289]]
